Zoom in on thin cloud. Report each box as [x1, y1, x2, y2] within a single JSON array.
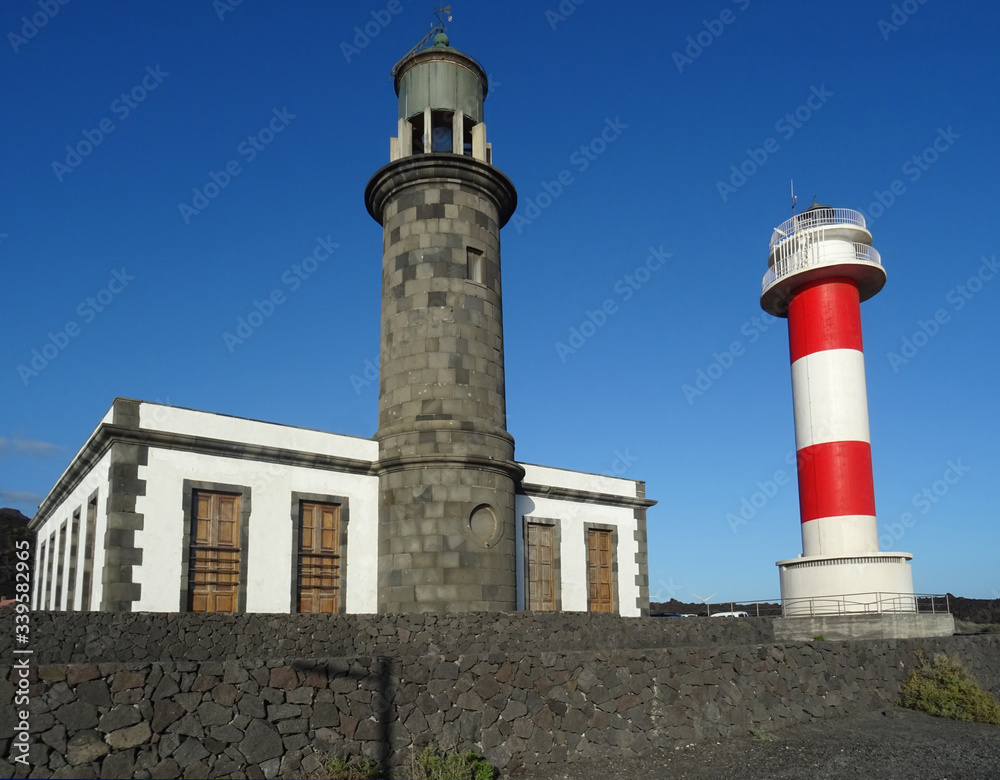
[[0, 437, 65, 459], [0, 490, 42, 505]]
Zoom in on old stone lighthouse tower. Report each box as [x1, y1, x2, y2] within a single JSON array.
[[364, 32, 521, 612]]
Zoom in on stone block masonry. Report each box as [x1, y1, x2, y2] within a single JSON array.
[[1, 613, 998, 778], [366, 153, 522, 614]]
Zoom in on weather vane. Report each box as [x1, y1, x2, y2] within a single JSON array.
[[433, 5, 453, 31], [390, 5, 455, 78]]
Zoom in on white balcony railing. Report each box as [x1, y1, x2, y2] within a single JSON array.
[[781, 591, 949, 617], [762, 241, 881, 293], [770, 207, 868, 250]]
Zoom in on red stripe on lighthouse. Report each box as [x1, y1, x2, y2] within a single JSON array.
[[788, 277, 864, 362], [795, 439, 876, 523]]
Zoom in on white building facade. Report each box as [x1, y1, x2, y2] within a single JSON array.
[[31, 399, 652, 616]]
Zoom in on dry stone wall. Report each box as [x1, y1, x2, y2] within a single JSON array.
[[0, 613, 997, 779], [0, 612, 775, 664]]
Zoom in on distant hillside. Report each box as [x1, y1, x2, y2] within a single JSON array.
[[947, 594, 1000, 624], [0, 507, 32, 600]]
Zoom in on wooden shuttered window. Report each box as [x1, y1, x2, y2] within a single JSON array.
[[80, 495, 98, 610], [587, 528, 614, 614], [188, 491, 241, 613], [55, 521, 67, 610], [44, 534, 56, 610], [67, 509, 81, 611], [42, 534, 56, 609], [297, 501, 340, 614], [526, 522, 556, 611]]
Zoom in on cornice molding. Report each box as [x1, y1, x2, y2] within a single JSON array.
[[518, 482, 657, 510]]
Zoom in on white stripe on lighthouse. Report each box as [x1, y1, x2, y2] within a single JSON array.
[[791, 348, 872, 451], [801, 513, 881, 558]]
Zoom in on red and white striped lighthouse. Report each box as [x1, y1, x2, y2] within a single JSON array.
[[761, 203, 915, 615]]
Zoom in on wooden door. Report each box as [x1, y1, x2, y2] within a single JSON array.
[[188, 491, 241, 613], [527, 523, 555, 611], [298, 502, 340, 613], [587, 529, 613, 613]]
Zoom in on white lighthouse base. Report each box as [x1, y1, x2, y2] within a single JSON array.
[[778, 551, 915, 616]]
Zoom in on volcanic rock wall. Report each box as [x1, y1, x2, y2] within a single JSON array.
[[1, 613, 997, 778]]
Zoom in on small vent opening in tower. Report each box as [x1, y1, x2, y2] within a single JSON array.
[[467, 247, 484, 283]]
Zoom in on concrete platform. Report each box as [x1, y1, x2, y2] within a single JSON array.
[[773, 612, 955, 641]]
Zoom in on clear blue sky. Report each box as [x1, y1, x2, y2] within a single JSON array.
[[3, 1, 998, 602]]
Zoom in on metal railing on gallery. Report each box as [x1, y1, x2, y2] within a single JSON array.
[[762, 241, 882, 292], [769, 208, 868, 250]]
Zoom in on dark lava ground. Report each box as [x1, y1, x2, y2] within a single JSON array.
[[511, 708, 1000, 780]]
